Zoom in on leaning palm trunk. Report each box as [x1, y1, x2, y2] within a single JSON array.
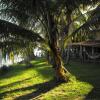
[[49, 38, 70, 82], [47, 10, 70, 82]]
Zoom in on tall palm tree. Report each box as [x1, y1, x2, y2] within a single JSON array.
[[0, 0, 99, 82]]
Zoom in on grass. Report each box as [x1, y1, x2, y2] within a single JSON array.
[[0, 59, 100, 100]]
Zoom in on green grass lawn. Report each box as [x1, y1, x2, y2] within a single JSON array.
[[0, 59, 100, 100]]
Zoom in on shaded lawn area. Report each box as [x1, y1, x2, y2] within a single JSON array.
[[67, 61, 100, 100], [0, 59, 100, 100]]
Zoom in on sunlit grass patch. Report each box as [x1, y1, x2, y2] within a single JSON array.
[[39, 81, 93, 100]]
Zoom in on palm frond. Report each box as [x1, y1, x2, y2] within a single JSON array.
[[0, 19, 44, 42], [64, 4, 100, 47]]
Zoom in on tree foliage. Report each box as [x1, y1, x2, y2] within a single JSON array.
[[0, 0, 100, 81]]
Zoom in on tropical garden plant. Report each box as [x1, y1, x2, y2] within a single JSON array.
[[0, 0, 100, 82]]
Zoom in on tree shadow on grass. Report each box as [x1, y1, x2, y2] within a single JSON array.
[[66, 61, 100, 99], [0, 77, 32, 90], [85, 87, 100, 100], [15, 79, 62, 100], [0, 79, 62, 100], [84, 78, 100, 99]]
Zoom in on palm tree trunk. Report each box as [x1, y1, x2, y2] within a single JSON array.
[[44, 1, 71, 82], [49, 38, 70, 82], [47, 13, 70, 82]]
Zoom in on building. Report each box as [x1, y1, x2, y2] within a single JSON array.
[[66, 32, 100, 63]]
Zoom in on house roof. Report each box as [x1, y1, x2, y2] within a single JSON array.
[[69, 40, 100, 47]]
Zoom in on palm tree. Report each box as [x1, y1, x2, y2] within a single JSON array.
[[0, 0, 99, 82]]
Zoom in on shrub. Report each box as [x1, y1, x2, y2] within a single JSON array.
[[0, 65, 9, 74]]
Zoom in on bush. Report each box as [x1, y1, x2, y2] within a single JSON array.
[[26, 63, 33, 68], [0, 65, 9, 74]]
